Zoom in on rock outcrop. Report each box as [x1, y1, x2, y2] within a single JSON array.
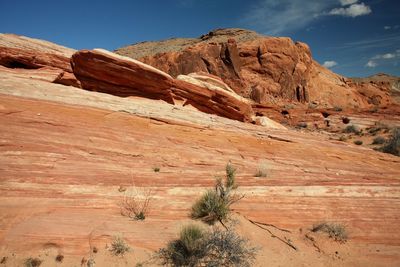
[[0, 34, 80, 87], [71, 49, 175, 103], [116, 28, 395, 109], [0, 70, 400, 266], [71, 49, 254, 122]]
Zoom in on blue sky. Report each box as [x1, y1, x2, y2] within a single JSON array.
[[0, 0, 399, 77]]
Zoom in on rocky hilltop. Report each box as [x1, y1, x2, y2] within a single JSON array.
[[0, 32, 399, 266], [116, 28, 395, 109]]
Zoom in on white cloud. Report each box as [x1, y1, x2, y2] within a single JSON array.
[[322, 60, 338, 68], [384, 26, 391, 30], [339, 0, 358, 6], [366, 60, 377, 68], [240, 0, 335, 35], [329, 2, 371, 17], [372, 53, 397, 60], [366, 50, 399, 68], [241, 0, 372, 35], [382, 53, 395, 59]]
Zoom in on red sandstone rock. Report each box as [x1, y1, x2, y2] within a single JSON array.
[[116, 28, 396, 109], [71, 49, 175, 103], [71, 49, 254, 122], [0, 73, 399, 266], [0, 34, 81, 87], [172, 78, 253, 122]]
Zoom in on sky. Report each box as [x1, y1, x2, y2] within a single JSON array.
[[0, 0, 399, 77]]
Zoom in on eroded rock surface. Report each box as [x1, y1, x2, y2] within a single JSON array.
[[71, 49, 254, 122], [0, 72, 399, 266], [0, 33, 80, 87], [116, 28, 395, 109]]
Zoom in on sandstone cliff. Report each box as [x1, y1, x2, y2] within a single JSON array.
[[116, 28, 394, 109]]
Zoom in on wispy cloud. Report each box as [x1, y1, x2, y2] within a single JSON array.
[[365, 50, 400, 68], [322, 60, 338, 68], [384, 25, 400, 30], [365, 60, 377, 68], [339, 0, 358, 6], [241, 0, 371, 35], [240, 0, 336, 35], [332, 34, 400, 50], [328, 2, 371, 17]]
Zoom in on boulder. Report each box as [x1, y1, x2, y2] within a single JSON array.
[[172, 78, 253, 122], [71, 49, 175, 103], [0, 34, 80, 87], [71, 49, 253, 121]]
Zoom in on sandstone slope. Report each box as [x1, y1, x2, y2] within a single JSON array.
[[0, 32, 399, 267], [1, 65, 400, 267]]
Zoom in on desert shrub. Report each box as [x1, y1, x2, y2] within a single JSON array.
[[191, 163, 243, 224], [344, 125, 360, 134], [191, 190, 229, 225], [312, 222, 348, 242], [87, 259, 95, 267], [24, 258, 42, 267], [354, 140, 363, 145], [381, 128, 400, 156], [296, 122, 308, 128], [225, 162, 237, 189], [372, 136, 385, 145], [158, 224, 207, 266], [338, 135, 347, 142], [342, 117, 350, 124], [120, 187, 153, 220], [153, 167, 160, 172], [368, 123, 389, 135], [157, 225, 257, 267], [110, 236, 130, 256], [55, 254, 64, 262], [334, 106, 343, 112], [255, 161, 268, 177]]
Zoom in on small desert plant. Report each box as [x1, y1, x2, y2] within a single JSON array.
[[110, 236, 130, 256], [24, 257, 42, 267], [354, 140, 363, 145], [120, 187, 153, 220], [344, 125, 360, 134], [381, 128, 400, 156], [157, 225, 257, 267], [312, 222, 348, 242], [333, 106, 343, 112], [372, 136, 385, 145], [338, 135, 347, 142], [153, 167, 160, 172], [191, 163, 243, 224], [55, 254, 64, 262], [87, 258, 95, 267], [158, 224, 207, 266], [255, 161, 268, 177], [297, 122, 308, 128]]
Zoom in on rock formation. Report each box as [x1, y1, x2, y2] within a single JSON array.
[[1, 68, 400, 266], [0, 31, 400, 267], [0, 33, 80, 87], [116, 28, 395, 109], [71, 49, 254, 122]]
